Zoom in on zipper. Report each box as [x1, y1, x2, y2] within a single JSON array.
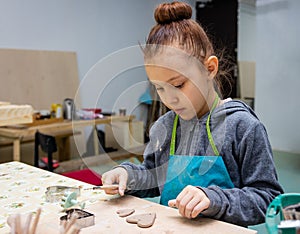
[[185, 122, 197, 155]]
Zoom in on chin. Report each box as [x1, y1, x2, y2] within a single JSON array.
[[178, 112, 195, 121]]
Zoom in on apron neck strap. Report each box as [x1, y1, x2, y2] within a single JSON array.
[[206, 95, 220, 155], [170, 95, 220, 156], [170, 114, 179, 155]]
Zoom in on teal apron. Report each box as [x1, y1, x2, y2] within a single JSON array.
[[160, 96, 234, 206]]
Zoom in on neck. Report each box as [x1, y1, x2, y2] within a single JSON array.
[[208, 91, 219, 111], [197, 90, 218, 118]]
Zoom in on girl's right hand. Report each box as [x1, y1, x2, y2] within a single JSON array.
[[168, 185, 210, 219], [101, 167, 128, 196]]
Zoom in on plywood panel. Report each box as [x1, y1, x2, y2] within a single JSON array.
[[0, 48, 81, 110], [238, 61, 256, 99]]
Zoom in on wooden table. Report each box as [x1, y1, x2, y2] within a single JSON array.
[[0, 115, 134, 161], [0, 161, 257, 234]]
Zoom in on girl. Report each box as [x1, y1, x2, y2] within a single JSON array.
[[102, 1, 283, 227]]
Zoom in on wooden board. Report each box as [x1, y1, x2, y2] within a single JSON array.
[[0, 104, 33, 126], [238, 61, 256, 99], [0, 48, 81, 110]]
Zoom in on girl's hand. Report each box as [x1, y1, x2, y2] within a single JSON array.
[[168, 185, 210, 219], [101, 167, 128, 196]]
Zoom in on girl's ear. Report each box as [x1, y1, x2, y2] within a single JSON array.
[[205, 56, 219, 79]]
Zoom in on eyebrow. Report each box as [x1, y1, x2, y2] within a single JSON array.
[[166, 75, 182, 83], [150, 75, 184, 86]]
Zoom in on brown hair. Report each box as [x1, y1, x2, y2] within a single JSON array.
[[144, 1, 233, 97]]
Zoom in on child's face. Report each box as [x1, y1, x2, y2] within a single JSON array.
[[145, 57, 213, 120]]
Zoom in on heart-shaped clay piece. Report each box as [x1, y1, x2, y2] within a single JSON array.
[[116, 209, 135, 217], [126, 213, 156, 228]]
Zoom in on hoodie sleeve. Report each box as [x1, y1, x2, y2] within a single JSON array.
[[200, 122, 284, 227], [118, 143, 161, 197], [117, 115, 171, 198]]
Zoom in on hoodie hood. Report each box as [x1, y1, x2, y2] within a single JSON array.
[[214, 99, 259, 121]]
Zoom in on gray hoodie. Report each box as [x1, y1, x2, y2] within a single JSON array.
[[120, 100, 284, 227]]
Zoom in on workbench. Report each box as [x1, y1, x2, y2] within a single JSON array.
[[0, 115, 134, 162], [0, 161, 257, 233]]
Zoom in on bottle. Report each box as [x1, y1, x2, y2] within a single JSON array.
[[51, 103, 57, 118], [56, 104, 62, 118]]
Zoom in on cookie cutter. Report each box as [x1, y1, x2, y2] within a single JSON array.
[[45, 186, 81, 203], [60, 208, 95, 229]]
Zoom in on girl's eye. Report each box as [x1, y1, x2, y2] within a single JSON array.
[[174, 83, 184, 89]]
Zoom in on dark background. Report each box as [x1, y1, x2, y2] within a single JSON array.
[[196, 0, 238, 98]]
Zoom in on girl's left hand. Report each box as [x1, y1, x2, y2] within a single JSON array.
[[168, 185, 210, 219]]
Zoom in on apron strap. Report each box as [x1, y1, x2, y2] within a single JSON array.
[[206, 95, 220, 156], [170, 114, 179, 156], [170, 95, 220, 156]]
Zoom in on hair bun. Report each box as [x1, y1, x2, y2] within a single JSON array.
[[154, 1, 192, 24]]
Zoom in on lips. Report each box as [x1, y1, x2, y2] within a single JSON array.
[[174, 108, 185, 115]]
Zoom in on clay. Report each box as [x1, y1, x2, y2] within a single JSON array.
[[116, 209, 135, 217], [126, 213, 156, 228]]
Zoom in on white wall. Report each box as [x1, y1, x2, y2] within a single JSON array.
[[0, 0, 197, 154], [239, 0, 300, 153], [238, 2, 256, 61], [0, 0, 196, 119], [0, 0, 148, 118], [2, 0, 298, 153]]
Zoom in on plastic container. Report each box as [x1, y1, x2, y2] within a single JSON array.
[[82, 108, 102, 114], [266, 193, 300, 234]]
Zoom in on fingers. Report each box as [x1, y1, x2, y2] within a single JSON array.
[[178, 192, 194, 218], [102, 187, 119, 195], [101, 171, 113, 184], [169, 186, 210, 219], [168, 199, 177, 208], [102, 168, 128, 196], [101, 171, 118, 195], [191, 201, 209, 218], [118, 176, 127, 196]]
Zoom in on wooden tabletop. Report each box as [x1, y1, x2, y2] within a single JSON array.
[[0, 115, 134, 139], [0, 161, 257, 234], [0, 115, 135, 161], [79, 196, 257, 234]]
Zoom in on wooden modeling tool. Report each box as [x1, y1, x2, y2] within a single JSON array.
[[7, 207, 41, 234], [84, 184, 119, 190], [30, 208, 41, 234], [60, 214, 80, 234]]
